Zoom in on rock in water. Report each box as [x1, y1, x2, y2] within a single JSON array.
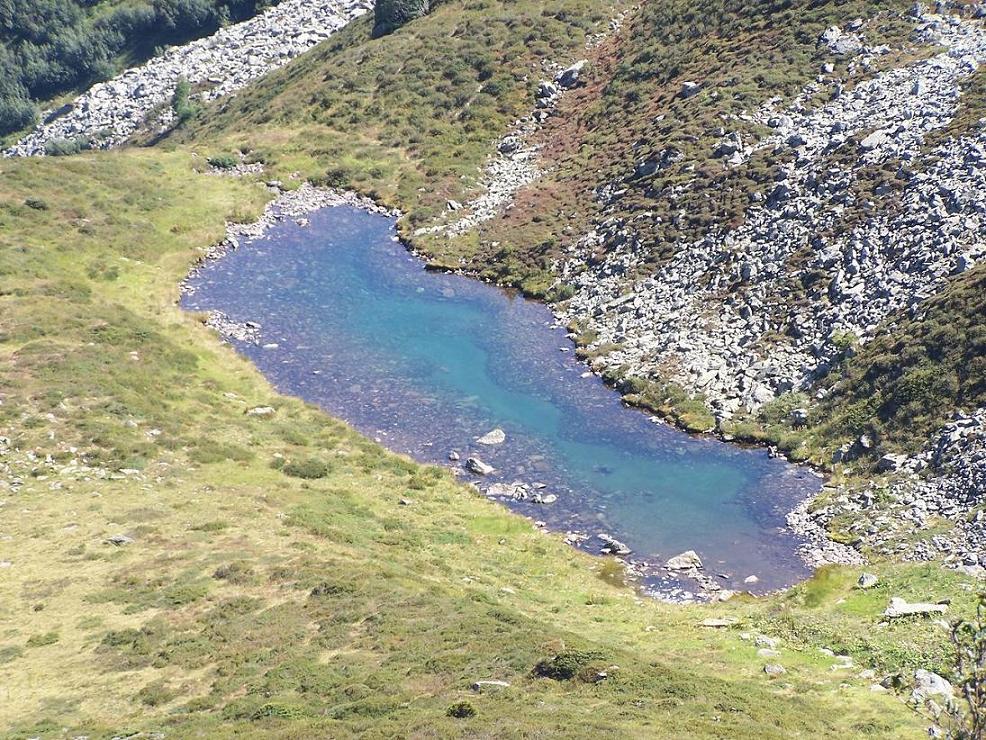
[[465, 457, 495, 475], [598, 533, 631, 556], [666, 550, 703, 570], [476, 428, 506, 445]]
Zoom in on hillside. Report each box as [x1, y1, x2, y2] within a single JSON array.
[[1, 0, 984, 735], [1, 151, 960, 736]]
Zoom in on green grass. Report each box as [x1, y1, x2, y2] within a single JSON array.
[[0, 145, 961, 738]]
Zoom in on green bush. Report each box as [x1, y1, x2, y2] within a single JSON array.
[[373, 0, 430, 37], [446, 700, 476, 718], [0, 91, 38, 135], [533, 650, 606, 681], [281, 457, 330, 479], [137, 679, 178, 707], [172, 76, 199, 124], [44, 137, 85, 156], [206, 153, 238, 169]]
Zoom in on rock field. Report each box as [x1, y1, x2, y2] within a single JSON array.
[[547, 9, 986, 571], [561, 10, 985, 420]]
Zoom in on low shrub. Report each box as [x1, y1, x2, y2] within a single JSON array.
[[533, 650, 606, 681], [207, 153, 238, 170], [26, 632, 59, 648], [282, 457, 330, 479], [446, 700, 476, 719]]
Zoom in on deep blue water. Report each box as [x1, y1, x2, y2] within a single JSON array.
[[182, 205, 820, 596]]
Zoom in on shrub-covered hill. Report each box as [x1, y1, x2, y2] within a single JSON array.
[[0, 148, 968, 737]]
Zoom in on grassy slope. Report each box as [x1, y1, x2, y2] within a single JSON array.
[[1, 147, 973, 737], [174, 0, 624, 231]]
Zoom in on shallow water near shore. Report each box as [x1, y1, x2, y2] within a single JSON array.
[[182, 205, 820, 597]]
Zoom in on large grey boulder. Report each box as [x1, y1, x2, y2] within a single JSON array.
[[678, 81, 701, 99], [666, 550, 703, 570], [819, 26, 863, 55], [911, 669, 954, 710], [465, 457, 495, 475], [557, 60, 588, 89], [884, 597, 948, 618]]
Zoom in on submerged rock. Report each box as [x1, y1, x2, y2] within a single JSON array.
[[476, 428, 506, 445], [666, 550, 703, 570], [465, 457, 495, 475]]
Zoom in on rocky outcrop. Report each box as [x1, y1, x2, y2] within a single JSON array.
[[560, 12, 986, 420], [4, 0, 372, 157], [373, 0, 429, 37]]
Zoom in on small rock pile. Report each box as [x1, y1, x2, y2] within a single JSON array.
[[792, 407, 986, 571], [4, 0, 372, 157]]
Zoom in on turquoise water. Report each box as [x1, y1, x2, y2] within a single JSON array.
[[182, 205, 819, 596]]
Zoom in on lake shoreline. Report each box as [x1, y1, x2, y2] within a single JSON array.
[[180, 182, 850, 601]]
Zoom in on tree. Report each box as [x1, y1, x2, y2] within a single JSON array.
[[948, 594, 986, 739]]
